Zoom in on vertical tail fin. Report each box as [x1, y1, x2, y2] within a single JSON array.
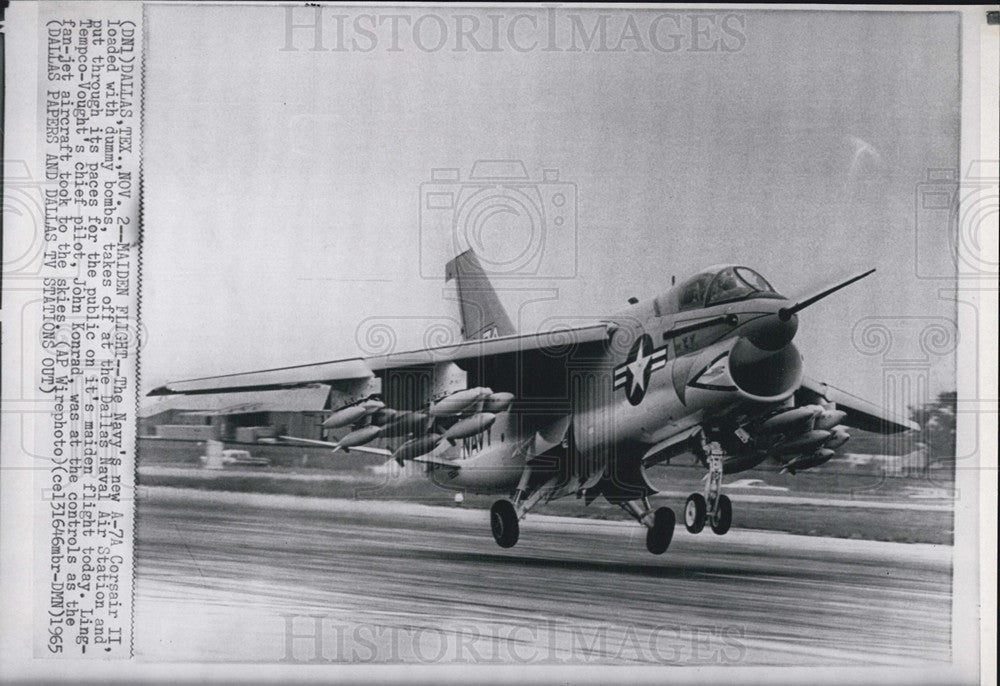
[[445, 250, 516, 340]]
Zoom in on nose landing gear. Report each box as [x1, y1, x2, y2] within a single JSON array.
[[684, 493, 707, 533], [685, 441, 734, 536], [710, 493, 733, 535]]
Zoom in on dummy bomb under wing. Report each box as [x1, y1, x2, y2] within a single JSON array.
[[429, 387, 493, 417], [775, 430, 832, 454], [783, 448, 836, 472], [336, 425, 383, 451], [382, 411, 431, 438], [323, 399, 385, 428], [814, 409, 847, 431], [761, 406, 823, 435], [392, 434, 442, 463], [483, 392, 514, 414], [824, 427, 850, 450], [444, 413, 497, 444]]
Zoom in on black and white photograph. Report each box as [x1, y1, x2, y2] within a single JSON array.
[[1, 2, 996, 683]]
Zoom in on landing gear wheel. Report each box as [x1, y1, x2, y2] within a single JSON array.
[[710, 494, 732, 535], [684, 493, 707, 534], [490, 499, 519, 548], [645, 507, 675, 555]]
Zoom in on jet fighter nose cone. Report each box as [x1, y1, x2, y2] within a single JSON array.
[[744, 312, 798, 351]]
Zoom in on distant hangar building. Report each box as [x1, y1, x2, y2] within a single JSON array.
[[139, 383, 332, 443]]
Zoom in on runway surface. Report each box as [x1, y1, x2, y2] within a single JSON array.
[[134, 487, 952, 665]]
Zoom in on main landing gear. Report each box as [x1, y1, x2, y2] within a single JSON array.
[[684, 441, 733, 536], [645, 505, 676, 555], [489, 440, 736, 552], [490, 471, 560, 549], [490, 500, 519, 548], [618, 497, 676, 555]]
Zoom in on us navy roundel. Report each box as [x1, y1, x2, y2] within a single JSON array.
[[613, 333, 668, 406]]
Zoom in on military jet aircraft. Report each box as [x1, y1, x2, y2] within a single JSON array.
[[149, 250, 917, 555]]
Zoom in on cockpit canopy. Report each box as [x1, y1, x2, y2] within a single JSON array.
[[675, 266, 782, 311]]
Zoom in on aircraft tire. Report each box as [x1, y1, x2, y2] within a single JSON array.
[[490, 499, 519, 548], [645, 507, 675, 555], [684, 493, 707, 534], [710, 495, 733, 535]]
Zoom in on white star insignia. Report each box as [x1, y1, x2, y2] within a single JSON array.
[[627, 338, 652, 394]]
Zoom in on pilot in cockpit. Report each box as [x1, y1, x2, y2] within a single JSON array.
[[675, 266, 782, 313]]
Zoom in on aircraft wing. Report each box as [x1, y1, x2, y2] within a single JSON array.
[[277, 435, 392, 456], [411, 455, 463, 470], [148, 324, 614, 397], [796, 376, 919, 434], [148, 358, 375, 395]]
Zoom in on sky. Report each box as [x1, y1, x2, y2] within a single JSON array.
[[142, 7, 960, 407]]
